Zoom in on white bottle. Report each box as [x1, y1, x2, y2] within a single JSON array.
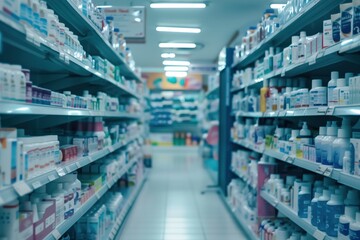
[[287, 129, 300, 156], [317, 190, 331, 231], [321, 121, 338, 166], [248, 89, 258, 112], [283, 87, 292, 110], [349, 212, 360, 240], [311, 189, 322, 226], [298, 185, 311, 218], [291, 36, 300, 64], [326, 194, 345, 237], [309, 79, 327, 107], [332, 126, 352, 169], [47, 183, 65, 226], [339, 206, 359, 239], [328, 71, 339, 106], [269, 78, 279, 112], [315, 126, 327, 163], [333, 78, 347, 105], [298, 31, 307, 62], [345, 73, 354, 86], [344, 190, 360, 207]]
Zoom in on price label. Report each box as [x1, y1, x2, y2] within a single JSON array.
[[95, 192, 101, 200], [278, 111, 286, 117], [274, 199, 279, 207], [106, 181, 112, 189], [76, 162, 81, 168], [33, 35, 41, 47], [317, 107, 328, 114], [108, 146, 115, 152], [326, 107, 335, 115], [313, 229, 325, 240], [32, 181, 41, 189], [13, 181, 32, 196], [48, 174, 57, 182], [65, 166, 71, 173], [282, 154, 289, 161], [52, 229, 62, 239], [316, 165, 328, 175], [286, 111, 294, 117], [59, 52, 65, 61], [286, 157, 294, 164], [56, 168, 66, 177], [64, 55, 70, 64], [109, 232, 115, 240]]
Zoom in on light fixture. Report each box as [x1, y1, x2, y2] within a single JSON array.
[[163, 60, 190, 66], [95, 5, 113, 8], [150, 3, 206, 9], [156, 26, 201, 33], [165, 71, 188, 77], [159, 43, 196, 48], [161, 53, 176, 58], [270, 3, 286, 9], [164, 66, 189, 71]]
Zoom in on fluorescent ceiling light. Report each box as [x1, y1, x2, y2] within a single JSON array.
[[161, 53, 176, 58], [165, 72, 188, 77], [156, 26, 201, 33], [164, 66, 189, 71], [163, 60, 190, 66], [159, 43, 196, 48], [150, 3, 206, 9], [270, 4, 286, 9], [96, 5, 113, 8]]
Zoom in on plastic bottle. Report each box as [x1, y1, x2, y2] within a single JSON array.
[[339, 206, 359, 239], [326, 194, 345, 237], [248, 89, 258, 112], [315, 126, 327, 163], [328, 71, 339, 106], [333, 125, 352, 169], [269, 78, 279, 111], [298, 31, 307, 62], [309, 79, 327, 107], [290, 36, 300, 64], [344, 190, 360, 207], [349, 212, 360, 240], [321, 121, 338, 166], [260, 79, 269, 113], [288, 129, 300, 156], [317, 189, 331, 231], [311, 188, 322, 226], [333, 78, 347, 105], [298, 185, 311, 218], [297, 122, 312, 158], [283, 87, 292, 110]]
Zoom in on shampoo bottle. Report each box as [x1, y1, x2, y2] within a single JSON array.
[[315, 126, 327, 163], [338, 206, 359, 239], [260, 79, 269, 113], [349, 212, 360, 240], [326, 194, 345, 237]]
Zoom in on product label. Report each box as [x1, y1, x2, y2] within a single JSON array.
[[354, 4, 360, 35], [311, 202, 318, 226], [333, 18, 341, 43], [317, 201, 327, 231], [298, 193, 311, 218], [311, 89, 327, 106], [341, 7, 353, 37], [339, 222, 350, 237], [326, 204, 345, 237], [333, 148, 343, 169], [349, 229, 360, 240], [340, 89, 350, 105]]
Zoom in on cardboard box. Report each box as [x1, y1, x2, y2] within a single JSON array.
[[33, 200, 56, 240]]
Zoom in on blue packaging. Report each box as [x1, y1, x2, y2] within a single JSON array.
[[332, 13, 341, 43], [326, 195, 345, 237]]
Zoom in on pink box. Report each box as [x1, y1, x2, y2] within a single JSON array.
[[19, 211, 34, 240], [257, 162, 277, 218], [33, 200, 56, 240]]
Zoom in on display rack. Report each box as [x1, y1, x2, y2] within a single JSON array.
[[44, 154, 141, 240], [260, 191, 334, 240]]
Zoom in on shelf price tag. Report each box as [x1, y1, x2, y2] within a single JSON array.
[[13, 181, 32, 196], [109, 232, 115, 240], [278, 111, 286, 117], [76, 162, 81, 168], [48, 174, 57, 182], [56, 168, 67, 177], [316, 165, 329, 175], [52, 229, 62, 239], [65, 166, 71, 173], [326, 107, 335, 115], [308, 54, 317, 65], [313, 229, 325, 240], [108, 145, 115, 152]]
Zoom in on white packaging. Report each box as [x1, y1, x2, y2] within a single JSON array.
[[332, 13, 342, 43], [323, 19, 335, 48], [310, 79, 327, 106], [341, 3, 354, 39]]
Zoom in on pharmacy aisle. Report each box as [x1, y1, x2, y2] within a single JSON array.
[[118, 147, 247, 240]]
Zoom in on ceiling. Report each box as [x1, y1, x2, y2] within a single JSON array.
[[93, 0, 274, 70]]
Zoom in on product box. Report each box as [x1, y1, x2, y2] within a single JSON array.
[[353, 0, 360, 35], [0, 128, 18, 186], [351, 138, 360, 176], [340, 3, 353, 39], [323, 20, 335, 48], [257, 162, 277, 218], [33, 200, 56, 240], [78, 174, 103, 192], [19, 211, 34, 240]]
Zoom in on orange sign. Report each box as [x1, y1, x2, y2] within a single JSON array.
[[142, 72, 203, 90]]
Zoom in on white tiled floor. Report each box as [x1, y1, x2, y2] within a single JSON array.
[[119, 147, 247, 240]]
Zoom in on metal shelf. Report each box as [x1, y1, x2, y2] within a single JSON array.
[[110, 171, 148, 240], [221, 196, 259, 240], [232, 0, 344, 69], [205, 86, 219, 99], [0, 100, 141, 118], [44, 155, 140, 240], [45, 0, 142, 83], [231, 78, 264, 93], [0, 13, 141, 99], [0, 135, 141, 207], [231, 167, 256, 189], [260, 191, 334, 240], [231, 139, 264, 154]]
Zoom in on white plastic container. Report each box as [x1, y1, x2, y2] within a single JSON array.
[[298, 185, 311, 218], [317, 189, 331, 231], [298, 31, 308, 62], [321, 121, 338, 166], [328, 71, 339, 106], [349, 212, 360, 239], [315, 126, 327, 163], [326, 194, 345, 237], [338, 206, 359, 239], [309, 79, 327, 107]]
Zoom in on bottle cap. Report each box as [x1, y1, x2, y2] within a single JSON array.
[[286, 176, 296, 186], [327, 125, 338, 136], [331, 71, 339, 80], [331, 193, 344, 202], [345, 190, 360, 205], [319, 127, 327, 135], [338, 128, 351, 138], [300, 185, 311, 193], [337, 78, 346, 87], [312, 79, 322, 88], [292, 36, 300, 44], [345, 72, 354, 81]]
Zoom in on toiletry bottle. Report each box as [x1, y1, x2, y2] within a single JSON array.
[[311, 188, 323, 226], [282, 86, 292, 110], [298, 77, 309, 108], [345, 73, 354, 86], [298, 185, 312, 218], [309, 79, 327, 107], [260, 79, 269, 113], [317, 189, 331, 231], [321, 121, 338, 166], [333, 78, 347, 106], [333, 124, 352, 169], [315, 126, 327, 163], [328, 71, 339, 106], [326, 194, 345, 237], [290, 36, 300, 65], [288, 129, 300, 157], [269, 78, 279, 111], [298, 31, 307, 62], [350, 212, 360, 240], [344, 150, 355, 175], [297, 122, 312, 158], [339, 206, 359, 239]]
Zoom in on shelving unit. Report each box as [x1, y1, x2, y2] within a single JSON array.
[[260, 191, 334, 240], [44, 155, 141, 240]]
